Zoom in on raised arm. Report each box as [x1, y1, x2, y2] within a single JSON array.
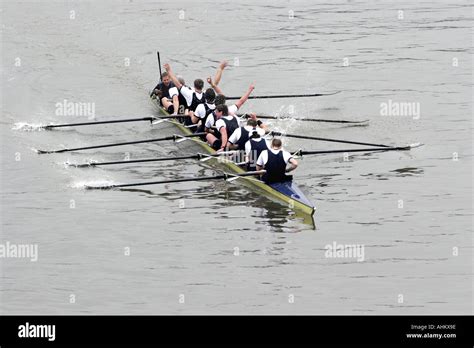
[[207, 77, 223, 95], [235, 84, 255, 109], [213, 60, 228, 86], [163, 63, 183, 89]]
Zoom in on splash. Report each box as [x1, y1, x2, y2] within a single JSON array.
[[12, 122, 47, 132], [69, 180, 116, 190]]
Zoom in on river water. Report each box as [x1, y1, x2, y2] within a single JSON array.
[[1, 0, 472, 314]]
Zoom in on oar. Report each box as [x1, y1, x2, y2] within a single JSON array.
[[42, 117, 156, 129], [42, 114, 188, 129], [270, 131, 390, 148], [68, 151, 238, 168], [226, 91, 340, 100], [153, 112, 368, 125], [240, 113, 368, 124], [157, 51, 162, 81], [84, 170, 265, 189], [294, 143, 423, 156], [158, 114, 368, 125], [35, 133, 206, 154], [40, 114, 365, 129]]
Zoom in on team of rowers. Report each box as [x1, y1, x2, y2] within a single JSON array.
[[151, 61, 298, 184]]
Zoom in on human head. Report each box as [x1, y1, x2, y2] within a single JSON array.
[[271, 138, 282, 149], [214, 94, 226, 106], [247, 119, 258, 127], [215, 104, 228, 118], [204, 88, 216, 104], [177, 75, 185, 86], [251, 131, 261, 139], [194, 79, 204, 91], [161, 72, 170, 86]]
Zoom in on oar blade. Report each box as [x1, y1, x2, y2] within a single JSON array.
[[85, 184, 114, 190], [35, 148, 63, 154]]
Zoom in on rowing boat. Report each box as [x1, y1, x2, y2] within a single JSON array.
[[149, 96, 316, 219]]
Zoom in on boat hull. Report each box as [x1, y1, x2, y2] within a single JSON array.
[[149, 96, 316, 217]]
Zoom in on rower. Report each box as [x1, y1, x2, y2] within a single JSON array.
[[164, 63, 205, 124], [192, 88, 216, 126], [151, 72, 179, 115], [256, 138, 298, 183], [205, 104, 240, 152], [164, 61, 227, 116], [175, 75, 188, 115], [227, 114, 266, 150], [245, 125, 269, 171]]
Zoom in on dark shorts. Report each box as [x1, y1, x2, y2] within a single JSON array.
[[211, 139, 222, 150], [166, 105, 174, 114]]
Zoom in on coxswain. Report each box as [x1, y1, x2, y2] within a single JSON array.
[[151, 72, 179, 115], [256, 138, 298, 183]]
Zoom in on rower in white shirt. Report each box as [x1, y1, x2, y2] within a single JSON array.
[[204, 104, 241, 151], [164, 63, 204, 126], [256, 138, 298, 183], [244, 123, 269, 171], [227, 115, 266, 150], [192, 88, 216, 125]]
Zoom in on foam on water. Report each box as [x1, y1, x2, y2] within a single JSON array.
[[12, 122, 48, 132], [70, 180, 116, 189]]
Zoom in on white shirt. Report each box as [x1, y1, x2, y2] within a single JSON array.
[[204, 104, 239, 129], [229, 126, 266, 145], [179, 86, 203, 106], [245, 138, 269, 156], [204, 113, 216, 129], [227, 104, 238, 115], [194, 103, 215, 119], [168, 87, 179, 98], [256, 148, 293, 167], [215, 115, 241, 131]]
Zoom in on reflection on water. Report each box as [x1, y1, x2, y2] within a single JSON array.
[[121, 180, 316, 231], [1, 0, 471, 315], [390, 167, 425, 176], [362, 167, 425, 179]]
